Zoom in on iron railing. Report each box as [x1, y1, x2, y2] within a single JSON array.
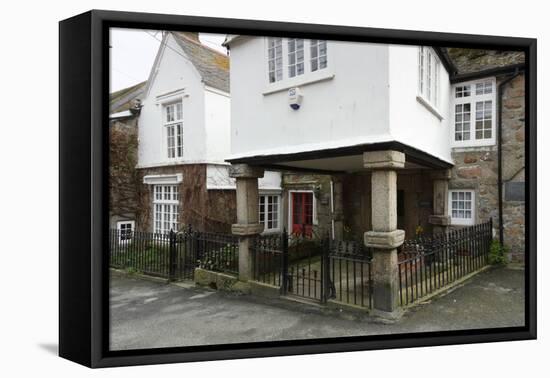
[[250, 229, 373, 308], [195, 230, 239, 275], [109, 226, 239, 280], [397, 219, 493, 306], [251, 233, 284, 287], [328, 240, 373, 309]]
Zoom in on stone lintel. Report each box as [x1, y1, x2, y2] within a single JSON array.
[[430, 169, 452, 180], [429, 215, 451, 226], [364, 229, 405, 249], [363, 150, 405, 170], [229, 164, 264, 178], [231, 223, 264, 236]]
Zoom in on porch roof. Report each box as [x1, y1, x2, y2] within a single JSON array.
[[226, 140, 453, 174]]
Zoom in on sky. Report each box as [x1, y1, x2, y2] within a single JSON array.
[[109, 28, 227, 93]]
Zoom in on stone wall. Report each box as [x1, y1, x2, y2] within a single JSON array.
[[449, 74, 525, 262], [137, 164, 237, 233]]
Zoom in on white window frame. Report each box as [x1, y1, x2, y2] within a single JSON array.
[[267, 37, 283, 83], [258, 193, 281, 234], [287, 189, 318, 232], [153, 184, 180, 234], [265, 38, 331, 92], [417, 47, 441, 112], [116, 220, 135, 243], [310, 39, 327, 72], [163, 101, 183, 159], [448, 190, 476, 226], [451, 78, 497, 148]]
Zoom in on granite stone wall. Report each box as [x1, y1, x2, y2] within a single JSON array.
[[449, 74, 525, 262]]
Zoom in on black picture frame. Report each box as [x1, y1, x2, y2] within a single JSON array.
[[59, 9, 537, 368]]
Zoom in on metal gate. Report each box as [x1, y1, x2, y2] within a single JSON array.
[[251, 227, 372, 308], [281, 229, 329, 302]]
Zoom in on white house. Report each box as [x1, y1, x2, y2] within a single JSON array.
[[136, 32, 282, 234], [222, 35, 525, 314]]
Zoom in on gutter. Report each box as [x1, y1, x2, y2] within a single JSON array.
[[497, 68, 522, 246]]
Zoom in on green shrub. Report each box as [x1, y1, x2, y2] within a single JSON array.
[[489, 239, 508, 265]]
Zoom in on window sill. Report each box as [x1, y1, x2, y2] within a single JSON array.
[[416, 95, 444, 121], [451, 140, 496, 149], [450, 220, 475, 227], [263, 69, 335, 95]]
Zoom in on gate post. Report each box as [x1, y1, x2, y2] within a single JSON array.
[[363, 151, 405, 318], [169, 230, 177, 281], [321, 232, 331, 303], [281, 228, 289, 295]]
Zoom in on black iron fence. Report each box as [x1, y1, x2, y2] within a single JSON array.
[[397, 219, 493, 306], [250, 229, 373, 309], [251, 233, 284, 287], [195, 231, 239, 275], [109, 227, 239, 280], [328, 240, 373, 309]]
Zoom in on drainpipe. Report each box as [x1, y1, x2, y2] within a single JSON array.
[[497, 68, 521, 246]]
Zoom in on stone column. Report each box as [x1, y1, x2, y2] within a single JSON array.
[[428, 169, 451, 235], [229, 164, 265, 281], [331, 175, 344, 240], [363, 151, 405, 316]]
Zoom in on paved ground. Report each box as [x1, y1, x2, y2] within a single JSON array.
[[110, 266, 525, 351]]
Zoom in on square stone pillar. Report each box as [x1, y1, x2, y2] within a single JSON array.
[[229, 164, 265, 281], [428, 169, 451, 235], [331, 175, 345, 240], [363, 151, 405, 316]]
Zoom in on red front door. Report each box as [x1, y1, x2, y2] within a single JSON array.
[[291, 192, 313, 237]]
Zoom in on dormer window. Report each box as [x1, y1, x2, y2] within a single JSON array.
[[266, 38, 328, 84], [451, 78, 496, 147]]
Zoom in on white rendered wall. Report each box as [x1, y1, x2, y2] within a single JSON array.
[[137, 33, 207, 168], [388, 45, 452, 163], [206, 165, 282, 191], [229, 37, 391, 159], [204, 88, 231, 163]]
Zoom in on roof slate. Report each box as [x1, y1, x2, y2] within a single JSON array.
[[171, 32, 230, 93], [109, 81, 146, 114], [444, 48, 525, 75]]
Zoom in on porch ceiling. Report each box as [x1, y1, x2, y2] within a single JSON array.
[[227, 141, 453, 174]]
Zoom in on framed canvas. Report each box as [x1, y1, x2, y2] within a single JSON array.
[[59, 9, 537, 368]]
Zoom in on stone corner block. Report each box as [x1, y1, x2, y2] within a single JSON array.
[[363, 150, 405, 170], [364, 229, 405, 249], [231, 223, 264, 236], [429, 215, 451, 226], [430, 169, 452, 180], [229, 164, 264, 178]]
